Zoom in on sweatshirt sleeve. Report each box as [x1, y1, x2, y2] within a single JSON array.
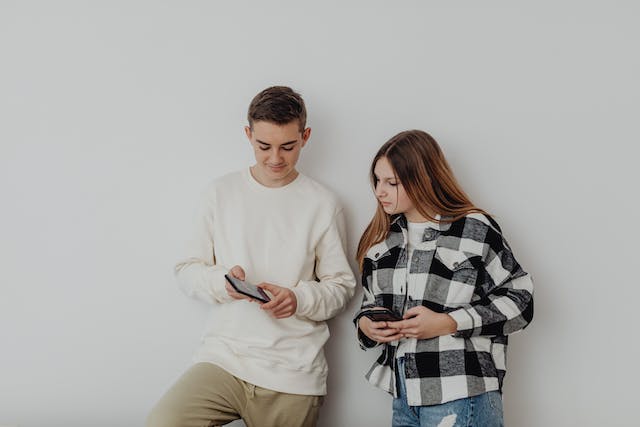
[[291, 207, 356, 322], [174, 186, 233, 305], [448, 226, 534, 338]]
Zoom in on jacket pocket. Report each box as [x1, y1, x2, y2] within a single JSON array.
[[366, 240, 395, 264], [432, 247, 481, 305], [434, 247, 476, 271]]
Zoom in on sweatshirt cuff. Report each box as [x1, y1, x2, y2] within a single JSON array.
[[210, 268, 234, 304], [448, 307, 475, 335], [291, 280, 313, 317]]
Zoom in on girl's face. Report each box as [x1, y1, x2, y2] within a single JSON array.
[[374, 157, 422, 220]]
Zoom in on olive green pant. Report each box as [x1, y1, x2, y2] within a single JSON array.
[[146, 363, 323, 427]]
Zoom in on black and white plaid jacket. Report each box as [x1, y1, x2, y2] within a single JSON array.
[[354, 213, 534, 406]]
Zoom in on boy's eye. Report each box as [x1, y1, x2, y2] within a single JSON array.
[[282, 146, 294, 152], [259, 146, 270, 151]]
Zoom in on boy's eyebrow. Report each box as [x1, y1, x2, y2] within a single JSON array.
[[256, 139, 298, 146]]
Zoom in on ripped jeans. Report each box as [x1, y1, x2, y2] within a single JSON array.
[[392, 358, 504, 427]]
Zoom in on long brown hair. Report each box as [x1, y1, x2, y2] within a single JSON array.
[[356, 130, 487, 268]]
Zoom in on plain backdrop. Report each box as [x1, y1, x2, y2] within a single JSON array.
[[1, 1, 639, 426]]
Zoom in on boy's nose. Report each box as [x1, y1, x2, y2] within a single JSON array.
[[270, 150, 283, 163]]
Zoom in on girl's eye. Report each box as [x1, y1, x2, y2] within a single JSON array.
[[389, 182, 398, 186]]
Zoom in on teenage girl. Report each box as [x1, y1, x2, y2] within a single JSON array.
[[354, 130, 534, 427]]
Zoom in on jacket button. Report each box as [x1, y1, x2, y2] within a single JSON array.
[[375, 252, 379, 258], [453, 262, 460, 268]]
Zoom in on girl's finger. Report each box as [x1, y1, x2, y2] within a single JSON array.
[[379, 328, 400, 337], [377, 333, 403, 343]]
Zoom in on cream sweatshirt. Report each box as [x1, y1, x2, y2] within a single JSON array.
[[175, 168, 356, 395]]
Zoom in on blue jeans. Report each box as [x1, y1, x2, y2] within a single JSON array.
[[393, 358, 504, 427]]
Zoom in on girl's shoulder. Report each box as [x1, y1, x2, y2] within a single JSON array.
[[363, 228, 404, 262], [446, 212, 502, 235], [440, 213, 507, 256]]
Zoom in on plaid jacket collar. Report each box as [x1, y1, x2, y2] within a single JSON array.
[[390, 213, 450, 230], [374, 214, 450, 254]]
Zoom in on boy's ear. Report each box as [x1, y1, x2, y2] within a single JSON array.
[[301, 127, 311, 145], [244, 126, 252, 140]]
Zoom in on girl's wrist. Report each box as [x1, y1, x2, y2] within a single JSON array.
[[440, 313, 458, 335]]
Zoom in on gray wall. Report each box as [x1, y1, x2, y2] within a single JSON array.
[[1, 1, 638, 426]]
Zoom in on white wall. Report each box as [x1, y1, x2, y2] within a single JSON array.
[[1, 1, 638, 426]]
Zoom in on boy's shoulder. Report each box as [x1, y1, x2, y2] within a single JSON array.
[[197, 170, 245, 203], [211, 169, 244, 187], [298, 173, 340, 207]]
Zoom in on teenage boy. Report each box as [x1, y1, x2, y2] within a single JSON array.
[[146, 86, 356, 427]]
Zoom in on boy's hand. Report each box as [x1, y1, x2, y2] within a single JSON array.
[[225, 265, 251, 301], [259, 283, 297, 319]]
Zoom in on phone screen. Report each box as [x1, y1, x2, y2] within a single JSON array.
[[225, 275, 271, 303], [362, 308, 402, 322]]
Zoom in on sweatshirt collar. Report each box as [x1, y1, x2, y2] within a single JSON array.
[[244, 167, 303, 191]]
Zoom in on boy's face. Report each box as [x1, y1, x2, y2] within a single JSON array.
[[245, 120, 310, 187]]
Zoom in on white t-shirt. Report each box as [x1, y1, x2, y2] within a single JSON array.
[[407, 221, 435, 260], [397, 220, 439, 359]]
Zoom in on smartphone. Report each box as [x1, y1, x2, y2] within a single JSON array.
[[361, 308, 403, 322], [224, 274, 271, 304]]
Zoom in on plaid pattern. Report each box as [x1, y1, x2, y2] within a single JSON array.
[[354, 213, 534, 406]]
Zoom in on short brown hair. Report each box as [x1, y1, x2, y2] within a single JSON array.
[[247, 86, 307, 131]]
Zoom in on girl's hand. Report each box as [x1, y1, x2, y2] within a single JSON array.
[[394, 306, 458, 340], [359, 313, 403, 343]]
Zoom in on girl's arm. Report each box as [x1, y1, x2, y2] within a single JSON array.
[[353, 258, 384, 348], [448, 226, 534, 338]]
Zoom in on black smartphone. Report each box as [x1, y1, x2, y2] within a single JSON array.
[[361, 308, 403, 322], [224, 274, 271, 303]]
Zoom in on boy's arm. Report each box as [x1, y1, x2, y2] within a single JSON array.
[[174, 188, 233, 305], [291, 207, 356, 321]]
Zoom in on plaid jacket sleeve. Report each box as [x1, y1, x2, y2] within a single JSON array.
[[448, 223, 534, 338], [353, 256, 382, 349]]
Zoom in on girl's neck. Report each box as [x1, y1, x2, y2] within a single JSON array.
[[405, 208, 438, 223]]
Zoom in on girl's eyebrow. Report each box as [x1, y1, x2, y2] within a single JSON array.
[[374, 173, 396, 180]]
